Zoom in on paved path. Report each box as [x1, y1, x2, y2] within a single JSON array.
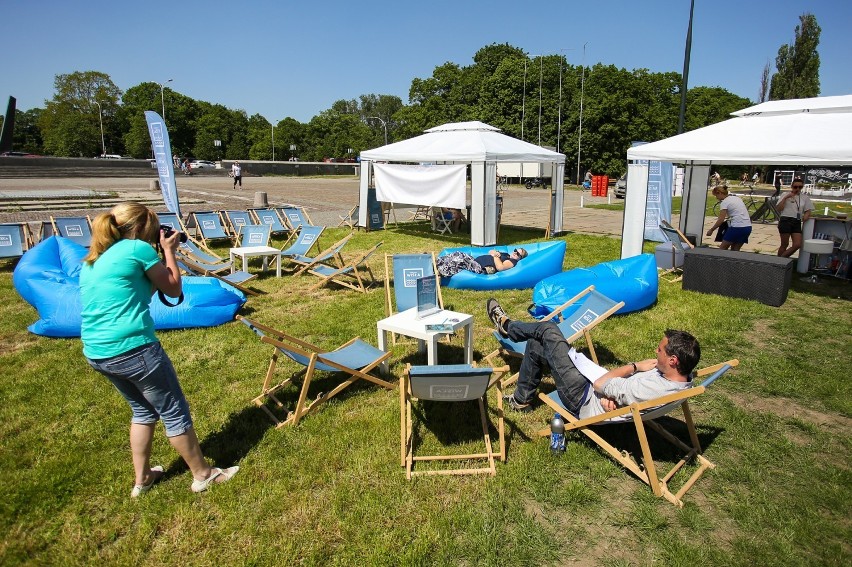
[[0, 175, 783, 254]]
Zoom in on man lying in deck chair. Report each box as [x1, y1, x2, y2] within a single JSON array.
[[485, 298, 699, 415]]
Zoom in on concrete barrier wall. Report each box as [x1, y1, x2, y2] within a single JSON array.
[[221, 160, 357, 176]]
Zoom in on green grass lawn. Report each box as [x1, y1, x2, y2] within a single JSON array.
[[1, 224, 850, 566]]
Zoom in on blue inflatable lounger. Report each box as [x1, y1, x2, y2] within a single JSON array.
[[437, 240, 566, 291], [13, 236, 247, 338], [530, 253, 658, 318]]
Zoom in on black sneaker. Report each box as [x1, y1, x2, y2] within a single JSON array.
[[486, 298, 510, 338], [503, 393, 533, 413]]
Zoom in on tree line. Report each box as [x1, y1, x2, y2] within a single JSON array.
[[2, 21, 819, 180]]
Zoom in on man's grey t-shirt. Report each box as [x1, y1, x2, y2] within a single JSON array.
[[578, 369, 692, 420]]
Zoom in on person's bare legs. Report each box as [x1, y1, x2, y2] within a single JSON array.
[[781, 233, 802, 257], [730, 242, 744, 251], [720, 241, 732, 250], [167, 428, 216, 481], [130, 422, 160, 486], [778, 232, 791, 256]]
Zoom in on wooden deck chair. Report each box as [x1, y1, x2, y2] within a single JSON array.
[[535, 359, 739, 507], [408, 205, 431, 222], [276, 205, 313, 231], [289, 232, 351, 274], [279, 225, 324, 268], [337, 205, 359, 229], [384, 253, 443, 345], [175, 252, 261, 296], [0, 223, 34, 261], [223, 210, 253, 238], [177, 236, 228, 265], [237, 316, 394, 428], [485, 285, 625, 387], [402, 363, 509, 478], [236, 224, 272, 248], [658, 220, 694, 283], [156, 212, 190, 235], [189, 211, 230, 245], [50, 216, 93, 247], [249, 208, 289, 236], [303, 241, 383, 293]]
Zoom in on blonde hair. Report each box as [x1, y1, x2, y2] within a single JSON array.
[[84, 203, 160, 264], [712, 184, 729, 197]]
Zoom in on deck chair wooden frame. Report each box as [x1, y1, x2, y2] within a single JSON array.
[[383, 253, 444, 345], [249, 208, 289, 236], [658, 220, 694, 283], [0, 222, 34, 260], [50, 215, 93, 247], [237, 316, 394, 428], [236, 224, 272, 248], [276, 205, 313, 231], [338, 205, 359, 229], [189, 211, 231, 245], [279, 225, 324, 268], [303, 241, 383, 292], [290, 233, 353, 275], [177, 236, 228, 265], [535, 359, 739, 507], [402, 363, 509, 478], [408, 205, 432, 222], [484, 285, 624, 387], [431, 207, 454, 234], [176, 251, 261, 296], [222, 210, 254, 238]]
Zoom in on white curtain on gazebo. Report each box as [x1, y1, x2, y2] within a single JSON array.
[[373, 163, 466, 209]]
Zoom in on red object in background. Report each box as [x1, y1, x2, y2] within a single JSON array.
[[592, 175, 609, 196]]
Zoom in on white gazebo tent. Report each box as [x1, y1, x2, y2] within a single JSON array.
[[622, 95, 852, 258], [358, 121, 566, 246]]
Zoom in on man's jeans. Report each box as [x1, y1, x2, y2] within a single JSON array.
[[507, 321, 590, 416]]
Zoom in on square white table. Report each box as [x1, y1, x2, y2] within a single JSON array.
[[376, 307, 473, 372], [229, 246, 282, 277]]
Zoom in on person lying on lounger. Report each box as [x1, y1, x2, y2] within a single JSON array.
[[436, 248, 528, 277]]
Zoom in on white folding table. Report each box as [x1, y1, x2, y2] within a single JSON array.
[[229, 246, 282, 277], [376, 307, 473, 372]]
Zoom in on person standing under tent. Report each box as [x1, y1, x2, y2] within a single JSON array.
[[777, 177, 814, 258]]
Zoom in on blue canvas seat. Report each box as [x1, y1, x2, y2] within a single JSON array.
[[291, 233, 353, 274], [0, 223, 33, 260], [279, 225, 325, 267], [337, 205, 359, 229], [176, 252, 260, 296], [189, 211, 230, 245], [402, 363, 509, 478], [276, 205, 313, 231], [223, 210, 253, 238], [249, 208, 288, 236], [383, 253, 443, 344], [50, 216, 93, 247], [235, 224, 272, 248], [237, 316, 394, 428], [302, 241, 382, 293]]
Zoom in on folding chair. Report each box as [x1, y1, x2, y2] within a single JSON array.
[[485, 285, 624, 387], [384, 253, 443, 344], [0, 223, 34, 261], [276, 205, 313, 231], [156, 212, 190, 235], [302, 241, 383, 293], [279, 225, 324, 267], [189, 211, 230, 245], [536, 359, 739, 507], [178, 237, 229, 265], [235, 224, 272, 248], [290, 233, 352, 274], [337, 205, 359, 229], [658, 220, 694, 283], [408, 205, 431, 222], [431, 207, 454, 234], [401, 363, 509, 478], [237, 316, 394, 428], [175, 252, 261, 296], [223, 210, 253, 238], [50, 216, 93, 247], [249, 208, 289, 236]]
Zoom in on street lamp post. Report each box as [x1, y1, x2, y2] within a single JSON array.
[[271, 121, 276, 161], [158, 78, 173, 122], [94, 100, 106, 157], [368, 116, 388, 145], [576, 43, 588, 186]]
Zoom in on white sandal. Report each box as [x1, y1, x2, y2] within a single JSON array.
[[191, 466, 239, 493], [131, 465, 164, 498]]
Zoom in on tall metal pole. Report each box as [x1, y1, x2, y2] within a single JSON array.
[[557, 48, 574, 154], [368, 116, 388, 145], [94, 101, 105, 157], [576, 43, 588, 186], [521, 59, 528, 141], [159, 78, 173, 122], [538, 55, 543, 146], [271, 121, 275, 161], [677, 0, 695, 134]]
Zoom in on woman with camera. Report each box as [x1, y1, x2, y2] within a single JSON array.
[[80, 203, 239, 498]]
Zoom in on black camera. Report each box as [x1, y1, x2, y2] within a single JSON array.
[[161, 227, 188, 243]]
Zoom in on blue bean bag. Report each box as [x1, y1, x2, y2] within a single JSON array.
[[438, 240, 566, 290], [529, 254, 658, 317], [13, 236, 246, 337]]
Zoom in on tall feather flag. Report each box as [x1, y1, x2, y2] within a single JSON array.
[[145, 111, 181, 217]]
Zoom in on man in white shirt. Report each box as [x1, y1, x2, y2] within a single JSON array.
[[231, 161, 242, 189]]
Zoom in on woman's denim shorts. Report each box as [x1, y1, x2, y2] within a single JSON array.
[[87, 342, 193, 437]]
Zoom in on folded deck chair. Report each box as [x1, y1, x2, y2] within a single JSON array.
[[384, 253, 443, 344], [303, 241, 382, 292], [337, 205, 359, 229], [279, 225, 324, 267], [536, 359, 739, 507], [291, 233, 353, 275], [189, 211, 230, 245], [223, 210, 253, 238], [237, 316, 394, 428], [0, 223, 34, 260], [408, 205, 431, 222], [249, 208, 289, 236], [402, 363, 509, 478], [485, 285, 625, 387], [658, 220, 694, 283], [50, 216, 93, 247], [176, 252, 261, 296], [236, 224, 272, 248], [277, 205, 313, 231]]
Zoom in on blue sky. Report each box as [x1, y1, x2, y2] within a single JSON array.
[[3, 0, 850, 123]]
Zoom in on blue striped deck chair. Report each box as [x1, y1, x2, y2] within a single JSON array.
[[291, 233, 352, 275], [277, 205, 313, 231], [383, 253, 443, 345], [536, 359, 739, 507], [279, 225, 324, 267], [237, 316, 394, 428], [485, 285, 624, 387], [175, 252, 260, 296], [189, 211, 230, 245], [50, 216, 93, 247], [402, 363, 510, 478], [303, 241, 381, 293], [178, 237, 228, 266], [0, 223, 34, 260], [236, 224, 272, 248], [249, 208, 288, 236], [223, 210, 253, 238], [155, 212, 189, 234]]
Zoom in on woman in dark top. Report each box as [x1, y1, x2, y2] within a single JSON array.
[[437, 248, 528, 277]]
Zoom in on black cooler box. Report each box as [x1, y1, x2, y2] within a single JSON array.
[[682, 248, 794, 307]]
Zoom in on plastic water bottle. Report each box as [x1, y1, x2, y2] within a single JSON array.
[[550, 413, 566, 454]]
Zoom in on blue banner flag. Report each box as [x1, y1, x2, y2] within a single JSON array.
[[145, 111, 181, 217], [631, 141, 672, 243]]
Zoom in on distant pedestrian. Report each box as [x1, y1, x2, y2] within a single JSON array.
[[583, 170, 593, 190], [231, 161, 242, 189]]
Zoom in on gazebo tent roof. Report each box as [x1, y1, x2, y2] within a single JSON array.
[[361, 121, 565, 164], [627, 95, 852, 166]]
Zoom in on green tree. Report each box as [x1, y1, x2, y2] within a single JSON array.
[[769, 13, 821, 100], [13, 108, 44, 154]]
